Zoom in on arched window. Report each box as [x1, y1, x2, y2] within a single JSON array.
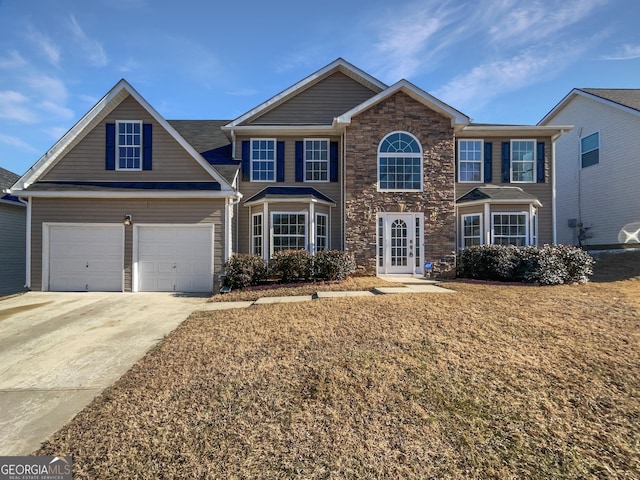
[[378, 132, 423, 191]]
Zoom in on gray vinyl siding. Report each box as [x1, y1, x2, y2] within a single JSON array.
[[237, 135, 343, 255], [42, 95, 212, 182], [248, 72, 378, 125], [545, 95, 640, 247], [455, 136, 554, 244], [0, 203, 26, 295], [30, 197, 225, 291]]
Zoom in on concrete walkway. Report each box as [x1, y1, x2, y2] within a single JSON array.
[[198, 276, 454, 311]]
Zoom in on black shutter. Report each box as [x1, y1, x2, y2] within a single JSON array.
[[295, 141, 304, 182], [330, 141, 339, 182], [105, 123, 115, 170], [484, 142, 492, 183], [276, 141, 285, 182], [536, 142, 545, 183], [142, 124, 152, 170], [241, 141, 250, 181], [501, 142, 510, 183]]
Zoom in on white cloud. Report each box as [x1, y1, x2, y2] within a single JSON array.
[[44, 126, 70, 139], [69, 15, 108, 67], [434, 45, 586, 112], [0, 133, 38, 152], [0, 91, 38, 123], [38, 101, 74, 120], [118, 58, 140, 73], [602, 44, 640, 60], [27, 75, 68, 103], [225, 88, 258, 97], [26, 26, 61, 67], [0, 51, 28, 70]]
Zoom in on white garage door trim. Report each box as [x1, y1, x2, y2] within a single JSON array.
[[132, 223, 214, 293], [42, 223, 125, 292]]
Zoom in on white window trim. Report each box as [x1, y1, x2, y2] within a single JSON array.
[[377, 131, 424, 193], [580, 131, 600, 168], [461, 213, 483, 249], [115, 120, 143, 171], [491, 212, 530, 246], [304, 138, 330, 183], [457, 139, 484, 183], [315, 212, 329, 251], [250, 137, 276, 183], [510, 139, 536, 184], [251, 212, 263, 256], [270, 211, 308, 256]]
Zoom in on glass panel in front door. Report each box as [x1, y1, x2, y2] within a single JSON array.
[[390, 219, 408, 266]]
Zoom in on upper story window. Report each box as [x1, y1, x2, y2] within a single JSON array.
[[251, 138, 276, 182], [116, 121, 142, 170], [378, 132, 422, 191], [305, 139, 329, 182], [511, 140, 536, 183], [458, 140, 483, 182], [581, 132, 599, 168]]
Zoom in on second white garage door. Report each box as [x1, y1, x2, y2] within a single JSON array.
[[135, 225, 213, 292]]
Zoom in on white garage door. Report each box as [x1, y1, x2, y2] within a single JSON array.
[[136, 225, 213, 292], [48, 225, 124, 292]]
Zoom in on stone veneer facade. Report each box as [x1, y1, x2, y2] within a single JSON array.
[[344, 91, 456, 277]]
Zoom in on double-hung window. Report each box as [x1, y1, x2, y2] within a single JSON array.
[[378, 132, 423, 191], [271, 213, 307, 252], [305, 139, 329, 182], [492, 213, 528, 246], [316, 213, 328, 251], [251, 213, 263, 256], [116, 121, 142, 170], [581, 132, 599, 168], [462, 214, 482, 248], [251, 139, 276, 182], [511, 140, 536, 183], [458, 140, 483, 182]]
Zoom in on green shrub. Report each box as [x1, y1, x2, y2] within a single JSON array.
[[223, 254, 267, 289], [269, 249, 313, 283], [313, 250, 357, 281], [458, 244, 594, 285]]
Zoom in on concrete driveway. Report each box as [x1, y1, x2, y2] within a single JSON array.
[[0, 291, 207, 455]]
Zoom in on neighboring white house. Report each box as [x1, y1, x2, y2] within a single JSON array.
[[539, 89, 640, 249], [0, 167, 26, 296]]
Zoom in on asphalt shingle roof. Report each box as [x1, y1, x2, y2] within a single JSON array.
[[244, 186, 336, 205], [580, 88, 640, 113], [456, 186, 539, 204]]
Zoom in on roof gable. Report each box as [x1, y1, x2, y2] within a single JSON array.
[[225, 58, 387, 128], [539, 88, 640, 125], [336, 80, 470, 127], [12, 80, 234, 193]]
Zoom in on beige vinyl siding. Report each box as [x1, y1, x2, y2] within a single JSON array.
[[237, 136, 343, 255], [248, 72, 378, 125], [42, 95, 212, 182], [0, 203, 26, 295], [455, 136, 554, 244], [546, 95, 640, 247], [30, 197, 225, 291]]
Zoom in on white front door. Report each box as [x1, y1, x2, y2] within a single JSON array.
[[379, 213, 419, 274]]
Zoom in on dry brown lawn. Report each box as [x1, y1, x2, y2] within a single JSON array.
[[37, 251, 640, 479]]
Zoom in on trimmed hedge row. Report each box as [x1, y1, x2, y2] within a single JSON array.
[[457, 244, 594, 285], [222, 250, 356, 289]]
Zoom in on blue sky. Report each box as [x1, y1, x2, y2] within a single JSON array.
[[1, 0, 639, 175]]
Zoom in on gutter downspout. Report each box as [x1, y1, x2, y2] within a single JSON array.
[[19, 196, 31, 289]]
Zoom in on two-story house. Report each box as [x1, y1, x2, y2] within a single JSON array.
[[7, 59, 569, 292]]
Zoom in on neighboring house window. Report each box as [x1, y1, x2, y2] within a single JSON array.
[[458, 140, 483, 182], [492, 213, 528, 246], [511, 140, 536, 183], [378, 132, 423, 191], [316, 213, 328, 251], [462, 214, 482, 248], [252, 213, 263, 256], [116, 121, 142, 170], [271, 213, 307, 252], [305, 139, 329, 182], [251, 139, 276, 181], [581, 132, 599, 168]]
